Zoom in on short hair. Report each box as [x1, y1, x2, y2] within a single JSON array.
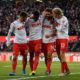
[[45, 8, 52, 13], [20, 12, 27, 18], [32, 10, 40, 17], [52, 7, 64, 16]]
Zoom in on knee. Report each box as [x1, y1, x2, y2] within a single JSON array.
[[13, 56, 18, 60], [60, 51, 66, 62], [60, 51, 65, 57]]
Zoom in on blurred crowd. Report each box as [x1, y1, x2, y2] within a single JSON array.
[[0, 0, 80, 52], [0, 0, 80, 36]]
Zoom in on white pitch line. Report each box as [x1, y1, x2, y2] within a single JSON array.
[[0, 72, 80, 78], [5, 72, 80, 80]]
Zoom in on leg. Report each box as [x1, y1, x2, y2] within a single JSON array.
[[12, 55, 18, 73], [30, 52, 40, 76], [44, 43, 53, 75], [21, 44, 28, 74], [44, 53, 47, 68], [22, 55, 27, 74], [29, 41, 35, 75], [46, 53, 52, 74], [57, 52, 61, 62], [9, 56, 18, 76], [56, 40, 61, 62], [59, 39, 70, 76], [29, 51, 34, 71], [9, 43, 19, 76], [31, 40, 41, 75], [33, 52, 40, 71], [60, 51, 70, 74], [42, 43, 47, 70]]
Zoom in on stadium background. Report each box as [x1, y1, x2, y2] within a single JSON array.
[[0, 0, 80, 80], [0, 0, 80, 61]]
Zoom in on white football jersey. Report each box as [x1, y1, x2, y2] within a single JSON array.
[[7, 20, 27, 44], [55, 16, 69, 39], [42, 19, 56, 43], [26, 18, 42, 41]]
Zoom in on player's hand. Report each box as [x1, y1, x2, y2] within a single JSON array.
[[42, 11, 46, 17], [6, 41, 11, 47], [54, 21, 60, 27]]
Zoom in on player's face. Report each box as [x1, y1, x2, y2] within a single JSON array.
[[20, 16, 27, 22], [52, 12, 61, 19], [44, 11, 53, 20], [45, 11, 52, 17], [52, 12, 57, 18], [22, 17, 27, 22]]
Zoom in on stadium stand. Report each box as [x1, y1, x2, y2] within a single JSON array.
[[0, 0, 80, 51]]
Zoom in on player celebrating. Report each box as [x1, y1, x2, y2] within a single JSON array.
[[52, 8, 70, 76], [6, 12, 28, 76], [26, 11, 42, 76], [42, 8, 56, 75]]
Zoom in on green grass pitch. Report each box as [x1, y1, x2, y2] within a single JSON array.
[[0, 61, 80, 80]]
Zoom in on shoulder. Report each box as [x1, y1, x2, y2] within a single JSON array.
[[39, 15, 44, 20], [26, 17, 33, 23], [62, 16, 68, 21], [10, 20, 19, 28], [61, 16, 68, 23], [12, 20, 18, 25]]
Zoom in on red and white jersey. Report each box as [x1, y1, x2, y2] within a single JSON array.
[[55, 16, 69, 39], [42, 19, 56, 43], [7, 20, 27, 44], [26, 18, 42, 41]]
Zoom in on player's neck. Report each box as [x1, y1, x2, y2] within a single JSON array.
[[18, 18, 24, 22], [57, 15, 62, 19]]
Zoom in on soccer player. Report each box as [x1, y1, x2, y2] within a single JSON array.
[[52, 8, 70, 76], [6, 12, 28, 76], [42, 8, 56, 75], [26, 11, 42, 76]]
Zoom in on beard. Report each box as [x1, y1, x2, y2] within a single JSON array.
[[45, 16, 53, 20]]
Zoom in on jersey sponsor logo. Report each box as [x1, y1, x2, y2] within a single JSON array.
[[32, 22, 41, 27], [43, 25, 52, 29], [17, 26, 25, 30]]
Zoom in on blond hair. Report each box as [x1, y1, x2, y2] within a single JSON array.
[[52, 7, 64, 16]]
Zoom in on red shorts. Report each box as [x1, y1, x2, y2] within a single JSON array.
[[42, 42, 55, 54], [56, 39, 68, 53], [29, 39, 42, 53], [13, 43, 28, 56]]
